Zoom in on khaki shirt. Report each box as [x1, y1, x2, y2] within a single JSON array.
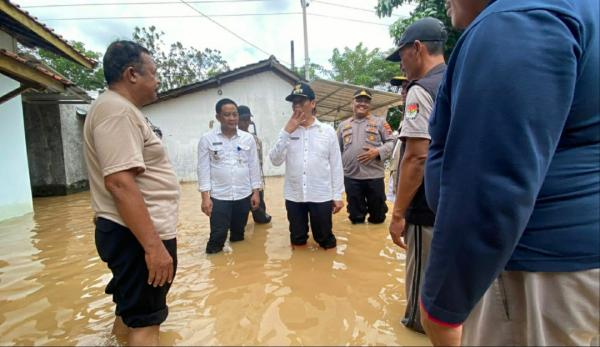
[[400, 85, 433, 140], [83, 90, 180, 240], [337, 114, 395, 179]]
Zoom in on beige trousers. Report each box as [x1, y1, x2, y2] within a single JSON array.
[[462, 269, 600, 346]]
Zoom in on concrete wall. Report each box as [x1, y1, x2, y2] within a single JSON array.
[[144, 70, 293, 182], [60, 104, 89, 191], [23, 103, 66, 196], [23, 103, 89, 196], [0, 74, 33, 220]]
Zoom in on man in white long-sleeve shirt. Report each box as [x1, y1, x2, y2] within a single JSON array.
[[197, 98, 261, 254], [269, 82, 344, 249]]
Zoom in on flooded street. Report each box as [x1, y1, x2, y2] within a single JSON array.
[[0, 176, 429, 346]]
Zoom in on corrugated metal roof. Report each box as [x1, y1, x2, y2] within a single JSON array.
[[311, 79, 403, 122]]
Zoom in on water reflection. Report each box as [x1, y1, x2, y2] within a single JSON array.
[[0, 177, 429, 346]]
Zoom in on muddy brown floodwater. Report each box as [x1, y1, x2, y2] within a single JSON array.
[[0, 176, 429, 346]]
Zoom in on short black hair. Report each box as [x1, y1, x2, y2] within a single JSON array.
[[215, 98, 238, 114], [422, 41, 445, 56], [103, 40, 151, 85]]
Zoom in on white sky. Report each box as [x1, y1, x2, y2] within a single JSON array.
[[13, 0, 415, 71]]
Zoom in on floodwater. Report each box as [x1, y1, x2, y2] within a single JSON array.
[[0, 176, 429, 346]]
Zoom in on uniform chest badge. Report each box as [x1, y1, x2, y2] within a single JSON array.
[[368, 134, 376, 142], [406, 103, 419, 119]]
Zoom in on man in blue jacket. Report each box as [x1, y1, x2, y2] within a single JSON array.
[[420, 0, 599, 345]]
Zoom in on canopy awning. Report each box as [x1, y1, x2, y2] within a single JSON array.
[[310, 78, 403, 123]]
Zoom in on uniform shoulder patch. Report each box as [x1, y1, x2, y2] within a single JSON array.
[[406, 103, 419, 120], [383, 122, 392, 135]]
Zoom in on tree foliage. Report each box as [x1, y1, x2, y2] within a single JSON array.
[[23, 41, 105, 91], [376, 0, 461, 59], [132, 26, 230, 91], [325, 43, 401, 88], [293, 62, 327, 81]]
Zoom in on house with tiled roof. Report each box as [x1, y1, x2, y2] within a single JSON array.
[[0, 0, 97, 220]]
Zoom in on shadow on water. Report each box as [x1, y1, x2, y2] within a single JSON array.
[[0, 177, 429, 346]]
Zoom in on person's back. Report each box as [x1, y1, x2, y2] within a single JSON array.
[[420, 0, 599, 345]]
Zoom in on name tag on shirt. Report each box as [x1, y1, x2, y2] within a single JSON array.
[[290, 137, 300, 140], [212, 142, 223, 145]]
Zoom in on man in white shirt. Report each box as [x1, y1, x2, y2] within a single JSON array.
[[269, 82, 344, 249], [197, 98, 261, 254]]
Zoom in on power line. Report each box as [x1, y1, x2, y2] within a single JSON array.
[[40, 12, 302, 20], [310, 13, 389, 27], [177, 0, 292, 66], [312, 0, 402, 18], [20, 0, 279, 9], [39, 13, 391, 27]]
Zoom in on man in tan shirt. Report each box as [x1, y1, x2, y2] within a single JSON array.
[[83, 40, 180, 346]]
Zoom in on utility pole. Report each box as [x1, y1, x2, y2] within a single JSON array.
[[301, 0, 310, 81], [290, 40, 295, 71]]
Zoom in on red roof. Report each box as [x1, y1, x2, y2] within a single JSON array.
[[0, 48, 74, 87], [1, 0, 97, 68]]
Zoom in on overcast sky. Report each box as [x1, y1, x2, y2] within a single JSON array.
[[14, 0, 415, 71]]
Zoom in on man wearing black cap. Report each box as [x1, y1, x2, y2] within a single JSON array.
[[269, 82, 344, 249], [237, 105, 272, 224], [385, 17, 447, 333], [337, 89, 395, 225]]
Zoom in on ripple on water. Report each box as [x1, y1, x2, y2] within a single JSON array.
[[0, 178, 429, 346]]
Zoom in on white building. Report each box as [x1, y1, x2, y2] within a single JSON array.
[[0, 0, 94, 221], [144, 56, 300, 181]]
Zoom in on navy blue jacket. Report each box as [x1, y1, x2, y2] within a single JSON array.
[[422, 0, 599, 325]]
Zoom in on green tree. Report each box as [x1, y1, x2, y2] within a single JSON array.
[[24, 41, 105, 91], [376, 0, 461, 59], [132, 26, 230, 91], [326, 43, 401, 88], [293, 62, 327, 81]]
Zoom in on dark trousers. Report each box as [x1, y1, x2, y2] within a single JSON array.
[[251, 190, 271, 223], [344, 177, 388, 224], [206, 195, 251, 252], [285, 200, 337, 249]]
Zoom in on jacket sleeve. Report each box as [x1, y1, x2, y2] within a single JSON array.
[[420, 10, 581, 325]]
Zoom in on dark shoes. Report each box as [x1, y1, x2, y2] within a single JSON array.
[[254, 214, 272, 224], [205, 246, 222, 254], [350, 218, 365, 224]]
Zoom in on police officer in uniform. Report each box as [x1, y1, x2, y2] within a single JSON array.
[[337, 89, 395, 224], [237, 105, 272, 224], [386, 17, 447, 333]]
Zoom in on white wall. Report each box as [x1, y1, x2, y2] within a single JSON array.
[[144, 70, 293, 182], [0, 74, 33, 220]]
